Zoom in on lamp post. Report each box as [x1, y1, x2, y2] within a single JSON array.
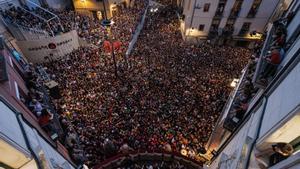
[[102, 0, 108, 20], [101, 14, 118, 78]]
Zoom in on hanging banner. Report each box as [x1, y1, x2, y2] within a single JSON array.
[[16, 30, 80, 63]]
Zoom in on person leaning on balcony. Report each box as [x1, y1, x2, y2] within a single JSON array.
[[29, 98, 43, 115], [271, 31, 286, 48], [269, 142, 294, 166], [271, 22, 287, 49], [38, 108, 54, 132], [255, 142, 294, 168], [260, 49, 282, 80]]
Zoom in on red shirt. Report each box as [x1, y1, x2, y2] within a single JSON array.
[[270, 52, 281, 64], [39, 114, 51, 127]]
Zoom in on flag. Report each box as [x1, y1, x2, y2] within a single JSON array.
[[113, 41, 122, 52], [103, 40, 112, 53]]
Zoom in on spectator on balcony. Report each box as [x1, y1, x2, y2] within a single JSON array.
[[271, 33, 286, 48], [270, 142, 294, 166], [261, 49, 282, 80], [72, 144, 86, 165], [232, 98, 248, 120], [29, 98, 43, 114], [66, 129, 79, 148], [38, 108, 54, 132]]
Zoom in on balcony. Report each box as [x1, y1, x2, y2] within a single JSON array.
[[247, 8, 258, 18], [204, 58, 261, 161], [208, 28, 218, 39], [206, 9, 300, 166], [229, 10, 240, 18], [215, 10, 224, 18], [0, 97, 75, 169], [214, 1, 226, 18], [223, 60, 259, 132], [252, 11, 300, 88], [222, 26, 234, 37]]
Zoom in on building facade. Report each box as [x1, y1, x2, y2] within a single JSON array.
[[72, 0, 132, 20], [204, 0, 300, 168], [179, 0, 291, 46]]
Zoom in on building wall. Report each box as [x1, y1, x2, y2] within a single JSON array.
[[181, 0, 280, 43], [45, 0, 72, 10], [72, 0, 128, 18], [208, 119, 252, 169], [259, 60, 300, 140], [233, 0, 279, 35], [206, 3, 300, 167], [0, 42, 73, 166], [0, 99, 75, 169]]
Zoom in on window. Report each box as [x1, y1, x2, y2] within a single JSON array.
[[227, 19, 235, 25], [239, 22, 251, 35], [203, 3, 210, 12], [212, 19, 221, 25], [247, 0, 262, 17], [210, 19, 220, 31], [230, 0, 243, 17], [13, 62, 26, 82], [198, 24, 205, 31], [0, 54, 8, 82], [216, 3, 225, 16]]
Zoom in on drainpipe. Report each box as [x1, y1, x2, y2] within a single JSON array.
[[244, 95, 269, 169], [185, 0, 197, 41], [16, 112, 43, 169]]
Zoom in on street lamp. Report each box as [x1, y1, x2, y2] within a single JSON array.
[[102, 0, 108, 20], [101, 19, 118, 78], [101, 0, 118, 78]]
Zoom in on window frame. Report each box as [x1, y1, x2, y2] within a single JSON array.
[[203, 3, 210, 12], [198, 24, 205, 31]]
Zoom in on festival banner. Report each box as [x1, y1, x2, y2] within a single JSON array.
[[16, 30, 80, 63]]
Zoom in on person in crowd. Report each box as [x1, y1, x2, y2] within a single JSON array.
[[29, 98, 43, 114]]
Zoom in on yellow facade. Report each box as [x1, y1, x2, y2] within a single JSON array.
[[72, 0, 130, 19]]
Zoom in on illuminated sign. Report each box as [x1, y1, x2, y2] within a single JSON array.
[[28, 39, 73, 51]]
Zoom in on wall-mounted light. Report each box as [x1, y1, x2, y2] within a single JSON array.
[[230, 78, 239, 88]]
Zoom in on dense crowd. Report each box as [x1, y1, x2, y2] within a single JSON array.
[[154, 0, 177, 6], [20, 63, 59, 139], [1, 0, 147, 48], [39, 4, 252, 167], [1, 5, 64, 35], [115, 158, 196, 169], [55, 0, 147, 46]]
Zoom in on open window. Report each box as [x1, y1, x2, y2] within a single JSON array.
[[255, 109, 300, 168]]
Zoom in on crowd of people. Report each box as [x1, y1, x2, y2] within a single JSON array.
[[54, 0, 148, 46], [115, 157, 196, 169], [37, 3, 253, 167], [259, 20, 287, 84], [1, 0, 147, 48], [1, 5, 63, 36], [20, 63, 60, 139]]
